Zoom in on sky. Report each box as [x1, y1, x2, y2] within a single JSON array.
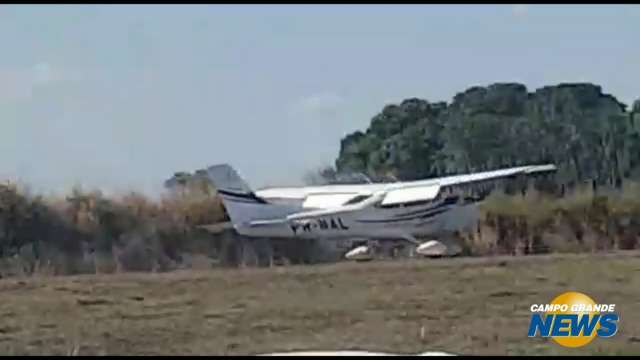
[[0, 4, 638, 196]]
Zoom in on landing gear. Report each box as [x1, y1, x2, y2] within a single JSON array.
[[400, 232, 462, 258], [415, 238, 462, 258], [344, 245, 374, 261], [344, 239, 380, 261], [343, 235, 463, 262]]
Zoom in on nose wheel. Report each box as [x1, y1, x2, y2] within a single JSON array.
[[416, 239, 462, 258], [344, 240, 379, 261]]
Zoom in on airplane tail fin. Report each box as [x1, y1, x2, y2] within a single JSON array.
[[204, 164, 267, 227], [205, 163, 254, 195], [205, 164, 295, 231]]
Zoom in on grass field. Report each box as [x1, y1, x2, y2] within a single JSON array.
[[1, 251, 639, 356]]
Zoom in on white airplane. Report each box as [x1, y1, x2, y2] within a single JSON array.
[[204, 163, 557, 261]]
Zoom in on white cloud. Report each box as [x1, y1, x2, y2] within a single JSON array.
[[512, 4, 529, 17], [289, 92, 345, 118]]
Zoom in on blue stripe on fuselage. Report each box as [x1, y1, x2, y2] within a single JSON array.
[[391, 196, 460, 218]]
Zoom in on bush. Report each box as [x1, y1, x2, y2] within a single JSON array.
[[0, 181, 227, 278], [471, 182, 640, 256], [2, 177, 640, 278]]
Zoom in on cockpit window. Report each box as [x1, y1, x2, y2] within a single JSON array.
[[343, 194, 371, 205]]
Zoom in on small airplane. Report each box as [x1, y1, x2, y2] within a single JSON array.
[[204, 163, 557, 261]]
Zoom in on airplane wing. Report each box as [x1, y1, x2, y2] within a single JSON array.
[[427, 164, 557, 188], [380, 164, 557, 206], [380, 184, 442, 206], [243, 164, 558, 224]]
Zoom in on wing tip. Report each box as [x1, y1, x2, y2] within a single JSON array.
[[526, 164, 558, 173]]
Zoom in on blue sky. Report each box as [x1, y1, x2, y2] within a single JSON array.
[[0, 4, 638, 196]]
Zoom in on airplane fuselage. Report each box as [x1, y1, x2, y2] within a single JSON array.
[[206, 163, 557, 259], [232, 188, 481, 242]]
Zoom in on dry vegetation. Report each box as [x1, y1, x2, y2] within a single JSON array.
[[2, 180, 640, 278], [0, 251, 639, 355], [2, 180, 640, 355], [459, 182, 640, 257], [0, 181, 227, 278]]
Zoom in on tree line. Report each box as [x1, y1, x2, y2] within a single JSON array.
[[331, 83, 640, 190]]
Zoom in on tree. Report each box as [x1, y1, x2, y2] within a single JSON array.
[[334, 83, 639, 189]]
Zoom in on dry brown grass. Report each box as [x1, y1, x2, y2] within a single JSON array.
[[468, 183, 640, 256], [3, 179, 640, 278], [0, 182, 227, 277], [0, 251, 639, 355]]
